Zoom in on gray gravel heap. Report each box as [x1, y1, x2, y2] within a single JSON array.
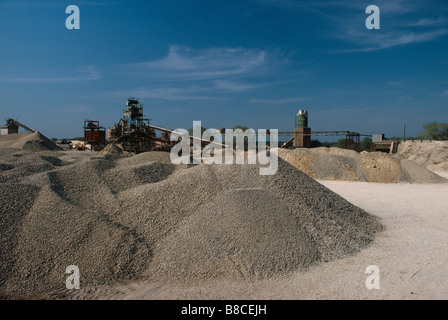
[[0, 150, 383, 298]]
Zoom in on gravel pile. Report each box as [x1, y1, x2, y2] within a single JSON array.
[[0, 150, 384, 297], [279, 147, 446, 183], [98, 143, 130, 156], [148, 188, 319, 282], [0, 151, 63, 184], [0, 132, 63, 152], [0, 184, 41, 291]]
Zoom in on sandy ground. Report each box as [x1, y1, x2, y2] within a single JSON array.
[[47, 175, 448, 300]]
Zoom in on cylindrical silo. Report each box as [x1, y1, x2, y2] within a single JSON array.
[[294, 109, 311, 148], [295, 109, 308, 128]]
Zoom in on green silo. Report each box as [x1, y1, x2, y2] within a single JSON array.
[[295, 110, 308, 128], [294, 109, 311, 148]]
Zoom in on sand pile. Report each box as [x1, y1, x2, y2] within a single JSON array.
[[0, 150, 383, 298], [397, 141, 448, 173], [279, 147, 446, 183], [0, 132, 63, 152]]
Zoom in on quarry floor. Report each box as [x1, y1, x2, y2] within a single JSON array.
[[48, 172, 448, 300]]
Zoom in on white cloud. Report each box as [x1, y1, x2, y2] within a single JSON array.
[[341, 0, 448, 51], [336, 28, 448, 53], [257, 0, 448, 52], [122, 46, 274, 81], [0, 65, 101, 83], [409, 17, 448, 27], [213, 80, 261, 92], [112, 46, 287, 101], [110, 86, 221, 101], [111, 80, 265, 101], [249, 97, 312, 104]]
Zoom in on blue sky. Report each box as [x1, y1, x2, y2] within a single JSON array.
[[0, 0, 447, 140]]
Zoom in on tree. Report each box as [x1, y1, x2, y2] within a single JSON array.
[[419, 122, 448, 140], [440, 123, 448, 140], [420, 122, 439, 140], [336, 138, 347, 149], [360, 137, 372, 151], [310, 139, 322, 148]]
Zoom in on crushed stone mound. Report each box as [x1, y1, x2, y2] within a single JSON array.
[[0, 151, 64, 184], [147, 188, 320, 282], [0, 150, 383, 298], [6, 187, 151, 297], [0, 132, 63, 152], [98, 143, 131, 156], [279, 147, 446, 183], [0, 184, 41, 291], [398, 141, 448, 173]]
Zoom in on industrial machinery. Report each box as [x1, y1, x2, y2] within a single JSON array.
[[280, 109, 367, 151], [110, 98, 157, 152], [107, 98, 230, 153], [1, 118, 35, 135], [108, 98, 178, 153], [74, 141, 86, 150], [104, 101, 374, 154], [84, 120, 106, 151], [372, 134, 399, 153]]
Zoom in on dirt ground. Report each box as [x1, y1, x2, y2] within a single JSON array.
[[47, 172, 448, 300]]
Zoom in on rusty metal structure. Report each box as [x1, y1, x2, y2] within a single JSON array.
[[84, 120, 106, 151], [116, 98, 156, 153], [107, 98, 179, 153]]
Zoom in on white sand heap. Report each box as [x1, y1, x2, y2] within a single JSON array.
[[0, 150, 383, 298], [397, 141, 448, 173], [279, 147, 447, 183]]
